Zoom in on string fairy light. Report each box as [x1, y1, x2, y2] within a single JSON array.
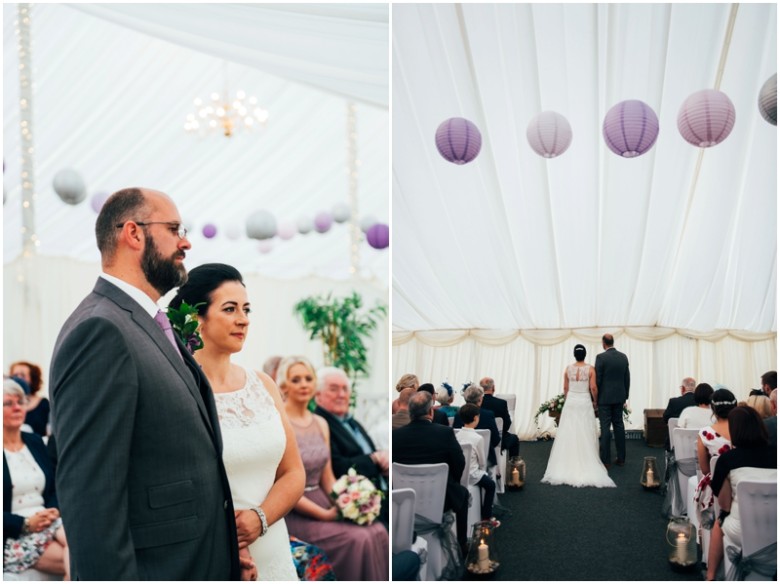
[[17, 3, 37, 257], [347, 102, 360, 275]]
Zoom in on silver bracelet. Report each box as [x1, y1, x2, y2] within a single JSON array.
[[250, 507, 268, 538]]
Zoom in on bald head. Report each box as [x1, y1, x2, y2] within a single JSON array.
[[397, 387, 416, 411], [602, 334, 614, 348], [480, 377, 495, 394]]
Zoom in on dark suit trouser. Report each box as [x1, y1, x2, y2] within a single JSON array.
[[598, 404, 626, 464], [501, 432, 520, 457], [476, 474, 496, 520]]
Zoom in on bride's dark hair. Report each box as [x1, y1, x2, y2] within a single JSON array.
[[169, 263, 245, 316], [573, 344, 586, 361]]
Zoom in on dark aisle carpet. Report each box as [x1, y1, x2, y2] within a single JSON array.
[[469, 439, 703, 581]]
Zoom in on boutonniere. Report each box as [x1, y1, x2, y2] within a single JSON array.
[[166, 302, 205, 354]]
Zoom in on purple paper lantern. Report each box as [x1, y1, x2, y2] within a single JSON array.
[[202, 223, 217, 239], [602, 100, 659, 158], [314, 211, 333, 234], [435, 117, 482, 165], [366, 223, 389, 250], [277, 222, 296, 241], [526, 111, 573, 158], [257, 240, 274, 254], [758, 73, 776, 126], [677, 89, 736, 147], [90, 191, 109, 213]]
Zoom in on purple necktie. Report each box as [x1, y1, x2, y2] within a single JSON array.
[[154, 310, 182, 359]]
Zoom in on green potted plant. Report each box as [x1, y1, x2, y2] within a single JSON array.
[[293, 292, 387, 403]]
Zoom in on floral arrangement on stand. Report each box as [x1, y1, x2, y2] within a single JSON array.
[[330, 468, 383, 526], [167, 301, 205, 354]]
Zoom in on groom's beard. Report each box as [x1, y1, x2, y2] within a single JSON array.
[[141, 234, 188, 296]]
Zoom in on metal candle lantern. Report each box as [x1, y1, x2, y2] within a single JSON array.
[[506, 456, 526, 490], [640, 456, 661, 489], [666, 517, 697, 570], [466, 520, 499, 576]]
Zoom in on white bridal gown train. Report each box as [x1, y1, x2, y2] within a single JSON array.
[[541, 364, 616, 488]]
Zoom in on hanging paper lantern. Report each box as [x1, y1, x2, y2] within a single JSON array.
[[314, 211, 333, 234], [677, 89, 736, 147], [758, 73, 777, 126], [332, 202, 351, 223], [257, 240, 274, 254], [602, 100, 659, 158], [435, 117, 482, 164], [297, 215, 313, 235], [366, 223, 389, 250], [90, 191, 109, 213], [246, 210, 277, 240], [526, 111, 573, 158], [202, 223, 217, 239], [53, 168, 87, 204], [225, 224, 242, 241], [359, 214, 377, 233], [277, 222, 296, 240]]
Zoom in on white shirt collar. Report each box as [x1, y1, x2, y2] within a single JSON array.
[[100, 272, 160, 318]]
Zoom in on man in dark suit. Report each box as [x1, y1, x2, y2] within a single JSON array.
[[393, 391, 469, 554], [49, 188, 240, 580], [314, 366, 388, 525], [479, 377, 520, 457], [662, 377, 697, 450], [417, 382, 449, 426], [595, 333, 631, 467], [452, 384, 501, 465]]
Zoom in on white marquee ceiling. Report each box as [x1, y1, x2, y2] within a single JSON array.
[[3, 3, 389, 284], [392, 3, 776, 333]]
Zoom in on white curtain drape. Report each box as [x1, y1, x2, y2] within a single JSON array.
[[70, 3, 389, 107], [3, 256, 390, 448], [393, 328, 776, 439]]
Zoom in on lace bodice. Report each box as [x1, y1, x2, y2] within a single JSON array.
[[566, 364, 592, 394]]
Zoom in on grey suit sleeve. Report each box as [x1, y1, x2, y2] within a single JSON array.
[[595, 355, 603, 390], [51, 318, 139, 579]]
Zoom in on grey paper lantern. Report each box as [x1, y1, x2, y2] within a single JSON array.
[[297, 215, 313, 235], [359, 214, 378, 233], [758, 73, 777, 126], [332, 202, 351, 223], [246, 210, 277, 240], [53, 168, 87, 205]]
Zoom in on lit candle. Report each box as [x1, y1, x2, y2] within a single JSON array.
[[511, 467, 520, 485], [478, 540, 490, 571], [647, 468, 655, 486], [674, 532, 687, 564]]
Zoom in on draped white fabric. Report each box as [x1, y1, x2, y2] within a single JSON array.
[[392, 3, 776, 332], [393, 330, 777, 438], [3, 3, 389, 283], [3, 255, 390, 448]]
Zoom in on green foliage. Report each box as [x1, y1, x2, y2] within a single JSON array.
[[166, 301, 205, 352], [293, 292, 387, 396]]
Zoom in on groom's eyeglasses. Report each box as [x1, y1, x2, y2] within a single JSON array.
[[116, 221, 188, 240]]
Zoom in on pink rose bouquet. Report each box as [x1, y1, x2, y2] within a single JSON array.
[[330, 468, 383, 526]]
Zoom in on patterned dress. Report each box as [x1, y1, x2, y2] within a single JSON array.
[[694, 425, 732, 524]]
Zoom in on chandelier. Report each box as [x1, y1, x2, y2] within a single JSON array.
[[184, 63, 269, 138]]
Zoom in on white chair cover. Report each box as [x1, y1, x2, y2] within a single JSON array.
[[494, 418, 506, 494], [392, 488, 428, 581], [724, 478, 777, 581], [392, 462, 449, 580], [669, 427, 699, 516], [455, 440, 482, 528]]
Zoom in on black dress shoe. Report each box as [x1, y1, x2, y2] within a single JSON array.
[[614, 459, 625, 466]]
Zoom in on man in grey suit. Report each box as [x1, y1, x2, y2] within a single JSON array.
[[595, 333, 630, 467], [50, 188, 241, 580]]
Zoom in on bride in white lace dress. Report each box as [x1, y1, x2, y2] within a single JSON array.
[[170, 264, 305, 580], [542, 344, 615, 488]]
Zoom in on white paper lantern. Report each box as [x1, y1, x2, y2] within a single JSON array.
[[360, 214, 378, 233], [332, 202, 351, 223], [297, 215, 313, 235], [677, 89, 736, 147], [257, 240, 274, 254], [246, 210, 277, 240], [53, 168, 87, 205], [277, 222, 296, 240], [526, 111, 573, 158], [225, 224, 243, 241]]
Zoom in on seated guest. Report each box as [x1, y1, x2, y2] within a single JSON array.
[[749, 370, 776, 398], [678, 383, 715, 428], [262, 354, 282, 381], [3, 379, 69, 579], [436, 382, 458, 418], [392, 387, 416, 430], [393, 391, 468, 555], [455, 404, 496, 522], [392, 374, 419, 414], [745, 394, 772, 419], [280, 357, 388, 581], [418, 383, 449, 426], [314, 366, 388, 525], [9, 362, 49, 437], [765, 389, 776, 447], [452, 385, 501, 466], [663, 376, 697, 450], [479, 377, 520, 457], [707, 406, 776, 581]]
